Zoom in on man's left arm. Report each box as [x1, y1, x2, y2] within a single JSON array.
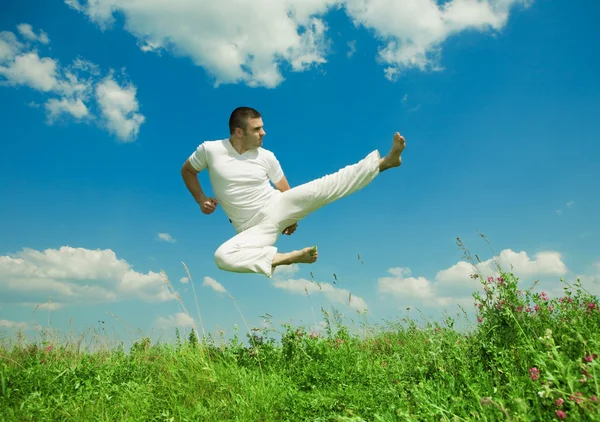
[[273, 176, 290, 192], [273, 176, 297, 235]]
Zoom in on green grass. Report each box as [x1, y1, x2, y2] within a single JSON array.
[[1, 240, 599, 421]]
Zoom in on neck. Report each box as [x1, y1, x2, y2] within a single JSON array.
[[229, 137, 247, 154]]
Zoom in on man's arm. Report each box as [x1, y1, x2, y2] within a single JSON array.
[[273, 175, 298, 235], [181, 159, 218, 214], [273, 175, 291, 192]]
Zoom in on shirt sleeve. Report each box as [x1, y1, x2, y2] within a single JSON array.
[[189, 143, 208, 172], [266, 151, 284, 184]]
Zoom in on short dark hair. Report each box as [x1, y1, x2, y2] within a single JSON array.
[[229, 107, 261, 135]]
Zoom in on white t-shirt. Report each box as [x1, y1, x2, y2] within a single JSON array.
[[188, 139, 284, 232]]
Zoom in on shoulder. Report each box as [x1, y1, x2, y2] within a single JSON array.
[[201, 139, 228, 149], [257, 147, 278, 160], [195, 139, 229, 155]]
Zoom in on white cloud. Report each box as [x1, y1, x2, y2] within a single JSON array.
[[0, 24, 144, 141], [347, 40, 356, 58], [156, 233, 175, 243], [180, 277, 189, 284], [273, 277, 368, 312], [156, 312, 195, 328], [0, 52, 59, 92], [64, 0, 530, 86], [17, 24, 50, 44], [378, 267, 457, 307], [95, 74, 145, 142], [377, 248, 569, 310], [556, 200, 575, 216], [576, 262, 600, 297], [0, 319, 28, 330], [202, 276, 226, 293], [33, 302, 64, 311], [344, 0, 531, 80], [0, 246, 176, 306], [273, 264, 301, 277], [45, 97, 90, 121], [435, 249, 567, 290], [65, 0, 338, 88]]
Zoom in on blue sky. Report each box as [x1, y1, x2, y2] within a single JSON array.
[[1, 0, 599, 348]]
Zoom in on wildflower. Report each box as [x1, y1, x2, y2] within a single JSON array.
[[497, 276, 503, 283], [555, 398, 564, 407], [588, 303, 596, 310], [569, 393, 583, 404], [477, 317, 483, 323], [535, 305, 541, 312], [487, 277, 494, 283], [541, 292, 548, 301], [517, 306, 524, 312], [45, 346, 52, 352], [556, 410, 567, 419], [591, 396, 598, 402], [529, 367, 540, 381], [526, 307, 532, 313]]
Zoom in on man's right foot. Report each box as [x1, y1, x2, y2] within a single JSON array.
[[379, 132, 406, 171], [273, 246, 318, 267]]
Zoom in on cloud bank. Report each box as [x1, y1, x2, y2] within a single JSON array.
[[0, 24, 144, 141], [65, 0, 532, 86]]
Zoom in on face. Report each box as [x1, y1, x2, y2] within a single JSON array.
[[238, 117, 266, 149]]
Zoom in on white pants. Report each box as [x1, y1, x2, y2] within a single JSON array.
[[214, 149, 381, 277]]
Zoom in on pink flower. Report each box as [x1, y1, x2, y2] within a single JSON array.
[[588, 303, 596, 310], [529, 367, 540, 381], [517, 306, 523, 312], [45, 346, 52, 352], [555, 398, 564, 407], [487, 277, 494, 283], [526, 307, 532, 313], [556, 410, 567, 419], [541, 292, 548, 301], [535, 305, 541, 312], [477, 317, 484, 323], [591, 396, 598, 402]]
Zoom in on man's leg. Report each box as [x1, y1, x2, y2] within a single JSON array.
[[265, 133, 406, 229], [214, 217, 318, 277]]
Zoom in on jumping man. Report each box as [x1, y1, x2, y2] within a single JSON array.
[[181, 107, 406, 278]]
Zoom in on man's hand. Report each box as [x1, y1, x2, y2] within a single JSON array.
[[282, 222, 298, 235], [199, 197, 218, 214]]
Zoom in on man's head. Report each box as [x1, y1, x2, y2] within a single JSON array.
[[229, 106, 265, 150]]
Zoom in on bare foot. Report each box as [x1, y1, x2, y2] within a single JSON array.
[[272, 246, 318, 267], [379, 132, 406, 172]]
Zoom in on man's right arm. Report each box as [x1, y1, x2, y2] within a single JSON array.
[[181, 159, 218, 214]]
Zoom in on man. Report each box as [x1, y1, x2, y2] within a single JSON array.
[[181, 106, 405, 278]]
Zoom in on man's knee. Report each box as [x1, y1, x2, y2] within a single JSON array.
[[214, 245, 233, 270]]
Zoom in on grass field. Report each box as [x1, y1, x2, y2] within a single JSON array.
[[1, 241, 599, 421]]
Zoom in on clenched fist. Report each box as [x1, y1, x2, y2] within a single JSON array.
[[199, 197, 218, 214]]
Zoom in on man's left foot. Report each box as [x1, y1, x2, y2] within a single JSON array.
[[380, 133, 406, 171]]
